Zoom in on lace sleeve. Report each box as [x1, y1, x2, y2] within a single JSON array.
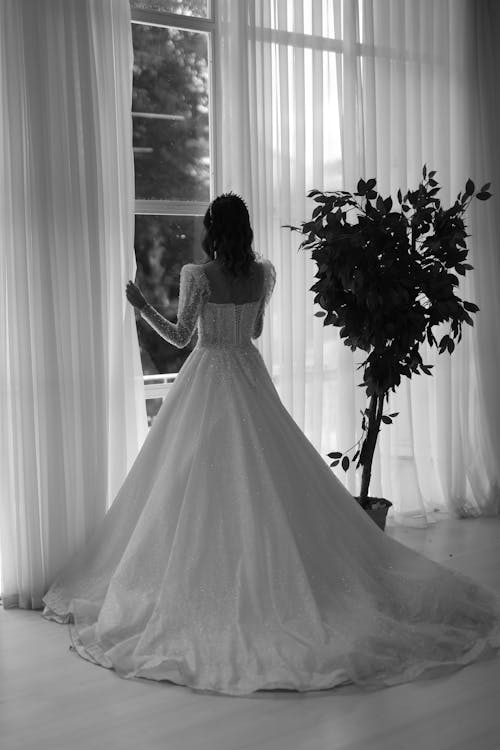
[[139, 264, 209, 348], [252, 258, 276, 339]]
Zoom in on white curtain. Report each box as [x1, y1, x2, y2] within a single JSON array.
[[217, 0, 500, 526], [0, 0, 147, 609], [467, 0, 500, 517]]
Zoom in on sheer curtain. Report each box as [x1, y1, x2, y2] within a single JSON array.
[[467, 0, 500, 517], [216, 0, 500, 526], [0, 0, 147, 609]]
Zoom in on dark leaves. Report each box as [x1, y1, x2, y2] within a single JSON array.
[[463, 311, 474, 325], [292, 169, 488, 430], [357, 178, 367, 195]]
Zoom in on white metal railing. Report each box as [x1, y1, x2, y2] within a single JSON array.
[[143, 373, 178, 400]]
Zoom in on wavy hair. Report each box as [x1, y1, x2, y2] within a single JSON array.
[[202, 193, 255, 276]]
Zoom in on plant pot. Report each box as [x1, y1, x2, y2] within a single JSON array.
[[354, 496, 392, 531]]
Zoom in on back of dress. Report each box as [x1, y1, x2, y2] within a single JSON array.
[[132, 256, 275, 352], [197, 258, 275, 349]]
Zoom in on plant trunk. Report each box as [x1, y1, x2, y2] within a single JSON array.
[[359, 393, 384, 504]]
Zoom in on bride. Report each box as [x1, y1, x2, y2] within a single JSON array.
[[42, 193, 500, 696]]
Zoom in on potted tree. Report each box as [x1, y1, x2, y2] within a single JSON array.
[[289, 167, 491, 530]]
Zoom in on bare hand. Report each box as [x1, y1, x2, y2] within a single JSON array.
[[126, 280, 147, 310]]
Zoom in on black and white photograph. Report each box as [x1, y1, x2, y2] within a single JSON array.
[[1, 1, 500, 748]]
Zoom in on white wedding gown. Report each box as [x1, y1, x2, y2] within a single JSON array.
[[42, 257, 500, 696]]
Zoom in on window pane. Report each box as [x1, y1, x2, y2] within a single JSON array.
[[133, 214, 206, 376], [146, 397, 164, 426], [132, 23, 210, 201], [130, 0, 209, 18]]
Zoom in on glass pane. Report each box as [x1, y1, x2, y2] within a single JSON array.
[[132, 23, 210, 201], [133, 214, 206, 376], [146, 397, 164, 426], [130, 0, 209, 19]]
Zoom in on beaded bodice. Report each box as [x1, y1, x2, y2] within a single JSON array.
[[198, 300, 262, 348], [140, 258, 276, 350]]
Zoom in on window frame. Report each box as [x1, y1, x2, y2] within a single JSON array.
[[130, 2, 218, 411], [131, 2, 218, 214]]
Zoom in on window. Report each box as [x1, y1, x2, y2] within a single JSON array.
[[130, 0, 215, 424]]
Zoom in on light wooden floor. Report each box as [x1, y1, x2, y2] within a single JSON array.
[[1, 515, 500, 750]]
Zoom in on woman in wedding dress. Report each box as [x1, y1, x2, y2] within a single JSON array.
[[42, 193, 500, 696]]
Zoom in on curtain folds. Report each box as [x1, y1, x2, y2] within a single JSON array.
[[217, 0, 500, 526], [2, 0, 499, 611], [0, 0, 147, 609], [467, 0, 500, 516]]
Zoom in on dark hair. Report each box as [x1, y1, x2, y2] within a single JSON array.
[[202, 193, 255, 276]]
